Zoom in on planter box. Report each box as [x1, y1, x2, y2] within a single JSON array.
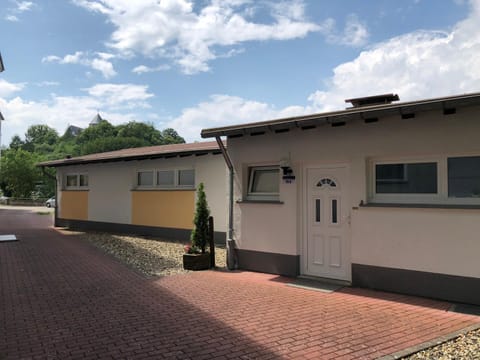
[[183, 253, 211, 271]]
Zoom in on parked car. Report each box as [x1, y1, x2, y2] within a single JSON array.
[[45, 197, 56, 208]]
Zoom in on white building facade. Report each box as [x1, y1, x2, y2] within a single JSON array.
[[202, 92, 480, 305]]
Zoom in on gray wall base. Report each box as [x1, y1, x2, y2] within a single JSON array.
[[55, 218, 226, 245], [352, 263, 480, 306], [236, 249, 299, 277]]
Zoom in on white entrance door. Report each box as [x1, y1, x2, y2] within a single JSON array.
[[304, 165, 350, 281]]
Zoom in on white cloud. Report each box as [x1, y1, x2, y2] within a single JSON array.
[[42, 51, 117, 79], [5, 15, 19, 22], [0, 79, 25, 98], [166, 94, 311, 142], [325, 14, 369, 47], [5, 0, 34, 22], [85, 83, 154, 109], [72, 0, 331, 74], [309, 1, 480, 111], [132, 64, 171, 74], [0, 83, 154, 146], [90, 58, 117, 79], [35, 81, 60, 87], [168, 1, 480, 141], [16, 1, 34, 12]]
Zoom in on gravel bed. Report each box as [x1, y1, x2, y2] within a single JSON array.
[[74, 231, 226, 277], [403, 327, 480, 359]]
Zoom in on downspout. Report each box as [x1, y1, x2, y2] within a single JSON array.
[[215, 136, 237, 270], [41, 166, 58, 227]]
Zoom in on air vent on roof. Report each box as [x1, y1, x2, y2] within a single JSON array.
[[345, 94, 400, 108]]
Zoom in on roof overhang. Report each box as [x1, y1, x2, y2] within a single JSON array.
[[37, 142, 223, 168], [201, 92, 480, 139]]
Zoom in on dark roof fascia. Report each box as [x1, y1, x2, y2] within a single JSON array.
[[201, 92, 480, 138], [38, 148, 221, 168]]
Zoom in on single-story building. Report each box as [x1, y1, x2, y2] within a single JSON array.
[[38, 141, 228, 242], [201, 92, 480, 305]]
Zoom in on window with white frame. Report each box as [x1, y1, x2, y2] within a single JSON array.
[[371, 155, 480, 205], [247, 166, 280, 200], [136, 169, 195, 189], [65, 173, 89, 190], [375, 162, 437, 194], [157, 170, 175, 187], [178, 169, 195, 187], [137, 170, 154, 187], [448, 156, 480, 198]]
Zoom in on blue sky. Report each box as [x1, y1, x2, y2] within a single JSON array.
[[0, 0, 478, 144]]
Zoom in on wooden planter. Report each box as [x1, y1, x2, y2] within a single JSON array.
[[183, 253, 211, 271]]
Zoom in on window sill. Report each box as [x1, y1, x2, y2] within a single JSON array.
[[237, 199, 284, 204], [361, 202, 480, 210], [63, 188, 89, 191]]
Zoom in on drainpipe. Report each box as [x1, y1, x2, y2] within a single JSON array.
[[215, 136, 237, 270]]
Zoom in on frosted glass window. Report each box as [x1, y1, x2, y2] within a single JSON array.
[[137, 171, 154, 186], [178, 169, 195, 187], [157, 170, 175, 187]]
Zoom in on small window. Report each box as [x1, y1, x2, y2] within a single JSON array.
[[448, 156, 480, 198], [137, 171, 154, 187], [79, 174, 89, 187], [247, 166, 279, 200], [376, 162, 437, 194], [178, 169, 195, 187], [157, 170, 175, 187], [66, 175, 77, 187], [65, 173, 88, 189]]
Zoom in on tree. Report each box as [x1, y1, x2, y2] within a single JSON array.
[[0, 149, 43, 198], [23, 125, 59, 152], [80, 136, 147, 155], [76, 120, 117, 145], [190, 183, 210, 253], [9, 135, 25, 150], [161, 128, 185, 144], [117, 121, 164, 145]]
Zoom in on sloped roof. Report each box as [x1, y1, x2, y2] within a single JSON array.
[[38, 141, 222, 168], [201, 92, 480, 138], [90, 113, 103, 126]]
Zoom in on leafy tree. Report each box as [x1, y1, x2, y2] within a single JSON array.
[[24, 125, 59, 152], [76, 120, 117, 145], [80, 136, 148, 155], [0, 149, 43, 198], [9, 135, 25, 150], [0, 118, 186, 200], [190, 183, 210, 253], [161, 128, 185, 144], [117, 121, 164, 145]]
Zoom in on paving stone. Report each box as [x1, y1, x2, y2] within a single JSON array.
[[1, 207, 479, 359]]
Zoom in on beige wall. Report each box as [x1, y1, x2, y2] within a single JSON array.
[[59, 191, 88, 220], [131, 190, 195, 229], [228, 105, 480, 278], [352, 207, 480, 278]]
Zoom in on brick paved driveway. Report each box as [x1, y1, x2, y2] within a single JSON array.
[[1, 207, 479, 359]]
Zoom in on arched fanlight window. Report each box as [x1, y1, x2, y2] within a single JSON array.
[[316, 178, 337, 188]]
